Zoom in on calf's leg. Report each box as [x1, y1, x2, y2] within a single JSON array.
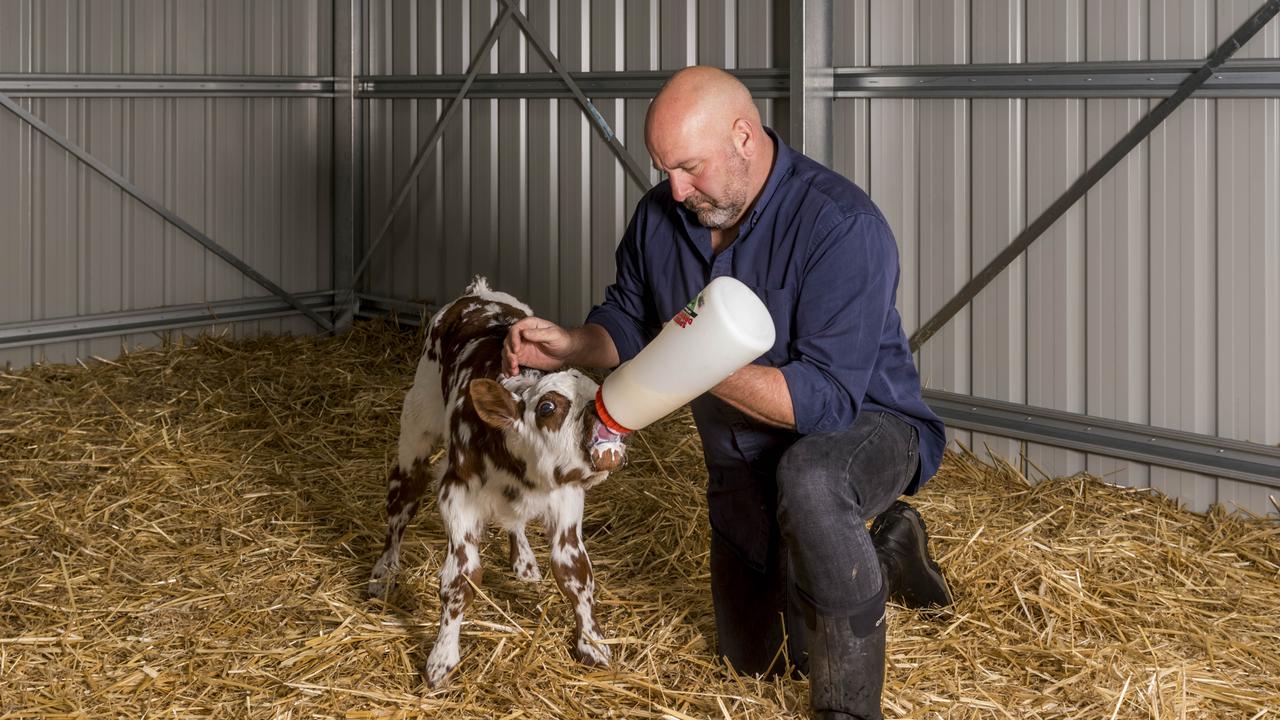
[[368, 458, 433, 598], [424, 476, 485, 688], [545, 486, 610, 667], [508, 526, 541, 582], [369, 367, 444, 598]]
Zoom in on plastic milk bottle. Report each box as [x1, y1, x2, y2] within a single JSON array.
[[594, 276, 776, 434]]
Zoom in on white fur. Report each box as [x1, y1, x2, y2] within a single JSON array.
[[369, 278, 623, 689]]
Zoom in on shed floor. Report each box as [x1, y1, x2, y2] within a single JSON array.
[[1, 321, 1277, 719]]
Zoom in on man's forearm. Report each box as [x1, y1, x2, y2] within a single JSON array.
[[568, 323, 622, 369], [710, 364, 795, 430]]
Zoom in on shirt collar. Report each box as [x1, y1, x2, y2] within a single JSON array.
[[744, 126, 796, 231]]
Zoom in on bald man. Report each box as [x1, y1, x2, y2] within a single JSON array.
[[505, 66, 949, 720]]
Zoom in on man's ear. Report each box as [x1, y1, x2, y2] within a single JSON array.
[[733, 117, 754, 158], [470, 378, 520, 428]]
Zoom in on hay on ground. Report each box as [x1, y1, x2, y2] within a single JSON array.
[[0, 320, 1277, 719]]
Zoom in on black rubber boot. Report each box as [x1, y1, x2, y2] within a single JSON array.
[[805, 613, 886, 720], [870, 501, 952, 608]]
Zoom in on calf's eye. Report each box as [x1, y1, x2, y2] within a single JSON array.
[[536, 400, 557, 417]]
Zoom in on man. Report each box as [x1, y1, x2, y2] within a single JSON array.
[[503, 66, 950, 720]]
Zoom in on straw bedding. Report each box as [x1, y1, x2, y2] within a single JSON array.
[[1, 320, 1277, 719]]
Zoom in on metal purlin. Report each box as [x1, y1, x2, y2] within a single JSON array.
[[0, 93, 336, 333], [350, 0, 655, 288]]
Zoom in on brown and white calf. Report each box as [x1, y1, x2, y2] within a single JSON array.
[[368, 277, 627, 688]]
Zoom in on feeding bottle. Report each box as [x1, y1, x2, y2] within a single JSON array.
[[594, 276, 776, 435]]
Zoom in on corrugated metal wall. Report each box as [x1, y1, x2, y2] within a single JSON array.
[[360, 0, 776, 325], [843, 0, 1279, 517], [0, 0, 334, 368], [363, 0, 1278, 516]]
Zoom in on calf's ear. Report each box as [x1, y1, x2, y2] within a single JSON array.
[[470, 378, 521, 428]]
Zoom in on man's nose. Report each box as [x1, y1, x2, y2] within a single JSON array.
[[669, 174, 692, 202]]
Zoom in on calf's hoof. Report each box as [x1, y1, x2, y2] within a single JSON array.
[[573, 637, 612, 668], [424, 644, 459, 689], [366, 577, 391, 600], [512, 559, 542, 583]]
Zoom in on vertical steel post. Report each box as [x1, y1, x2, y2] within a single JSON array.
[[332, 0, 362, 330], [781, 0, 833, 166]]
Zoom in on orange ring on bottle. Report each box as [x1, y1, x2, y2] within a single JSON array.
[[594, 387, 633, 435]]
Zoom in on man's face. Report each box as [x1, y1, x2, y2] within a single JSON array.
[[649, 134, 752, 230]]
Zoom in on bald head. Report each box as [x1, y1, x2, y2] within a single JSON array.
[[645, 66, 774, 232], [647, 66, 761, 144]]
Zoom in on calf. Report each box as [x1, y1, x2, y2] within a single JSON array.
[[368, 277, 627, 688]]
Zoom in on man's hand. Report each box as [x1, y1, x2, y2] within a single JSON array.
[[504, 317, 575, 376]]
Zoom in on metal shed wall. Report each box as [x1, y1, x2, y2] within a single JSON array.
[[361, 0, 1278, 517], [359, 0, 778, 326], [0, 0, 334, 368], [844, 0, 1278, 517]]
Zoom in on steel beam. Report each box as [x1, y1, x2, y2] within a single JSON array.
[[354, 293, 434, 325], [835, 58, 1280, 98], [0, 92, 335, 332], [0, 74, 336, 98], [359, 69, 790, 99], [0, 293, 337, 351], [925, 390, 1280, 490]]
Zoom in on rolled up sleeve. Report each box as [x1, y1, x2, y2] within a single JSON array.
[[584, 209, 656, 365], [778, 213, 898, 435]]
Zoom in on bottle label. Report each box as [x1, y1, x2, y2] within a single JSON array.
[[672, 292, 705, 329]]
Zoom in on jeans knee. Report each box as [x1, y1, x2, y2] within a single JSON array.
[[777, 437, 846, 538]]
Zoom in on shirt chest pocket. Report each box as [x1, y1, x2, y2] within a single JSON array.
[[750, 285, 795, 366]]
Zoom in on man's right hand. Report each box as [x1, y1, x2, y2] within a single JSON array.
[[503, 317, 574, 376]]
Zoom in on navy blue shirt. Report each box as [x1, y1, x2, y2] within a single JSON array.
[[587, 129, 946, 494]]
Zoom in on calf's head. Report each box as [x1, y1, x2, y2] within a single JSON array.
[[469, 369, 627, 480]]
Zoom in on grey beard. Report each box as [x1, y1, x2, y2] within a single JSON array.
[[688, 199, 743, 229]]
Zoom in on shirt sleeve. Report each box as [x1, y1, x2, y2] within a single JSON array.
[[777, 212, 899, 435], [584, 203, 656, 365]]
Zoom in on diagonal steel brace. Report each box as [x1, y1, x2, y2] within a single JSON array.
[[351, 3, 516, 287], [0, 92, 334, 332], [909, 0, 1280, 353], [352, 0, 655, 287], [500, 0, 654, 193]]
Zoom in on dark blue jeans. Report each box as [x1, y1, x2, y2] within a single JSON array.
[[709, 410, 919, 675]]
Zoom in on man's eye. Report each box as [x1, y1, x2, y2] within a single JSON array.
[[537, 401, 557, 417]]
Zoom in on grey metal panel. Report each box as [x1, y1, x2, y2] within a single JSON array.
[[0, 95, 34, 369], [590, 1, 625, 306], [9, 1, 328, 76], [1084, 0, 1150, 489], [831, 1, 867, 67], [3, 95, 333, 366], [623, 2, 658, 232], [660, 0, 696, 70], [498, 3, 528, 299], [915, 2, 971, 449], [866, 2, 918, 331], [557, 0, 591, 325], [1217, 99, 1280, 444], [699, 0, 736, 67], [968, 0, 1024, 464], [1146, 0, 1219, 510], [1025, 0, 1087, 479], [525, 3, 557, 317], [739, 0, 777, 127], [1215, 2, 1280, 517], [738, 0, 777, 67]]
